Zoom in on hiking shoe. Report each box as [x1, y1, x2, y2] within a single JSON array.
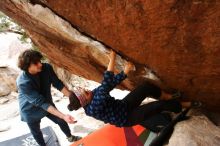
[[191, 101, 202, 108], [171, 90, 183, 100], [67, 135, 82, 142]]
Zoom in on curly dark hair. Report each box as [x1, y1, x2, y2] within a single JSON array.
[[18, 49, 43, 71], [67, 92, 81, 111]]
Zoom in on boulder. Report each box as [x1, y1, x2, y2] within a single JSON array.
[[167, 109, 220, 146], [0, 82, 11, 97], [0, 66, 18, 96]]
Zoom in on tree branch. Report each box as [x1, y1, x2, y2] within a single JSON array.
[[0, 29, 23, 35]]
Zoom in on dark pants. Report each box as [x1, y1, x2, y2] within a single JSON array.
[[123, 82, 182, 132], [27, 113, 71, 146]]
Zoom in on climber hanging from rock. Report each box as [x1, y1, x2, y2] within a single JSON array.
[[67, 50, 202, 132]]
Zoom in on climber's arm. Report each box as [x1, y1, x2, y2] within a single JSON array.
[[107, 50, 116, 72]]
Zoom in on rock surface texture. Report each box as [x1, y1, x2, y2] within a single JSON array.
[[0, 0, 219, 111], [167, 109, 220, 146], [0, 66, 18, 96]]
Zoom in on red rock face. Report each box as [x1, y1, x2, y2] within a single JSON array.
[[0, 0, 219, 111]]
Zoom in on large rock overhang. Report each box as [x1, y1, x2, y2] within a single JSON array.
[[0, 0, 219, 112]]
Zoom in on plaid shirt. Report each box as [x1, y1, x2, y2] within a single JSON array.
[[84, 71, 128, 127]]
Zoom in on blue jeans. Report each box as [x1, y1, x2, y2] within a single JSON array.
[[27, 113, 71, 146]]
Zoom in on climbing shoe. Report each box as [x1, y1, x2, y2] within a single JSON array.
[[191, 101, 202, 108], [171, 90, 184, 100], [67, 135, 82, 142]]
